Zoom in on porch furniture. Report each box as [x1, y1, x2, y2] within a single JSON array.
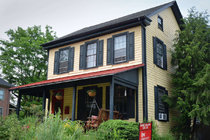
[[85, 109, 119, 130]]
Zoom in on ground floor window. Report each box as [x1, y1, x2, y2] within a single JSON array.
[[106, 85, 135, 120]]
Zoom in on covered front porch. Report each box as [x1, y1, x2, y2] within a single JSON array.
[[11, 64, 143, 123]]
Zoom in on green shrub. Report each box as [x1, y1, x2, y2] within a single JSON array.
[[0, 114, 22, 140], [97, 120, 139, 140], [64, 120, 84, 139]]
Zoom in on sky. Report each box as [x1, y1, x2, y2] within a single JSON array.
[[0, 0, 209, 40]]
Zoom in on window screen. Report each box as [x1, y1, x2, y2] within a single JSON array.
[[59, 49, 69, 73], [86, 43, 97, 68], [156, 42, 164, 68], [114, 35, 126, 63]]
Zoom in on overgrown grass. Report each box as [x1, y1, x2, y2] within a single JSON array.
[[0, 114, 175, 140]]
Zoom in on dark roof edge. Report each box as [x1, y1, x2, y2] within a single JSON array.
[[147, 1, 183, 29], [42, 16, 151, 50], [42, 1, 183, 49], [0, 78, 14, 88]]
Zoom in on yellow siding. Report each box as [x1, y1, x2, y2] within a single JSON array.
[[47, 26, 142, 80], [146, 7, 180, 134], [63, 87, 73, 119]]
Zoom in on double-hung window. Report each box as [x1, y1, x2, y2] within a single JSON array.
[[156, 41, 164, 68], [153, 37, 167, 70], [0, 90, 4, 100], [114, 35, 127, 63], [54, 47, 75, 74], [86, 43, 97, 68], [158, 16, 163, 31], [154, 85, 169, 121], [80, 40, 104, 69], [59, 48, 69, 73], [107, 32, 135, 65]]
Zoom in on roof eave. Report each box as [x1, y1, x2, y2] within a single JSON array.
[[41, 16, 151, 50]]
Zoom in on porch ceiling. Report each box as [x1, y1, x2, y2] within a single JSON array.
[[10, 64, 144, 91]]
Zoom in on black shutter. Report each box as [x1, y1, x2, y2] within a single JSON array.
[[154, 86, 159, 120], [79, 44, 86, 69], [165, 90, 169, 121], [97, 40, 103, 66], [163, 44, 167, 70], [128, 32, 135, 60], [126, 33, 130, 61], [153, 37, 157, 65], [107, 38, 113, 65], [68, 47, 74, 72], [54, 51, 59, 74]]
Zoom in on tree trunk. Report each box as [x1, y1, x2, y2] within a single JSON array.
[[191, 118, 197, 140]]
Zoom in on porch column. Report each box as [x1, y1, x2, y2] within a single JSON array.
[[42, 89, 46, 112], [71, 85, 77, 121], [16, 90, 22, 118], [109, 77, 114, 119]]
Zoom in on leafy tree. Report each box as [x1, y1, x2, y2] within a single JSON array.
[[0, 25, 56, 86], [168, 8, 210, 139], [0, 25, 56, 116]]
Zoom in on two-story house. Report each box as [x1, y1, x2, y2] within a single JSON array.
[[0, 78, 13, 118], [10, 1, 182, 134]]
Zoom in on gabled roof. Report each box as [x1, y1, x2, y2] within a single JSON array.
[[0, 78, 13, 88], [42, 1, 182, 49], [10, 64, 144, 90]]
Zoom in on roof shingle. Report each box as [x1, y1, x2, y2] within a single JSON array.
[[0, 78, 13, 88]]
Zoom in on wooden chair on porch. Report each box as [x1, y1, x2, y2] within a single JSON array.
[[85, 109, 119, 130]]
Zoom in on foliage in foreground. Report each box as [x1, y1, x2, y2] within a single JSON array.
[[167, 8, 210, 139], [0, 114, 175, 140]]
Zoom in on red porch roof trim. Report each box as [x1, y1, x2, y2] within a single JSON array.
[[10, 64, 144, 90]]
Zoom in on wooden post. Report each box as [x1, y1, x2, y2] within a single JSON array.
[[71, 85, 76, 121], [109, 77, 114, 119], [16, 90, 22, 118]]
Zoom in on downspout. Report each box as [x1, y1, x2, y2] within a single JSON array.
[[140, 17, 151, 122]]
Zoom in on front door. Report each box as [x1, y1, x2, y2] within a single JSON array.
[[77, 86, 102, 121], [51, 89, 64, 118]]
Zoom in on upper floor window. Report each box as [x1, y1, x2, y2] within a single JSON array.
[[54, 47, 75, 74], [114, 35, 127, 63], [153, 37, 167, 70], [0, 108, 2, 117], [80, 40, 104, 69], [59, 48, 69, 73], [0, 90, 4, 100], [158, 16, 163, 31], [86, 43, 97, 68], [107, 32, 134, 65], [154, 85, 169, 121]]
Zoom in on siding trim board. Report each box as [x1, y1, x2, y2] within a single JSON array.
[[141, 25, 148, 121]]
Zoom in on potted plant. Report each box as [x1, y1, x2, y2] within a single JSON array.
[[55, 92, 63, 100], [87, 89, 96, 97]]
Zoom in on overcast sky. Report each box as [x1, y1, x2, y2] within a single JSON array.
[[0, 0, 209, 40]]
